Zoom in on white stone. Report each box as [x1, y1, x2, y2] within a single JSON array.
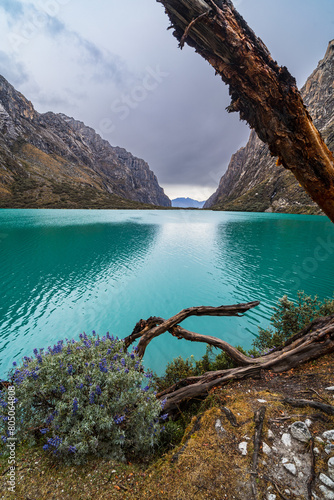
[[282, 433, 292, 447], [325, 386, 334, 391], [258, 399, 267, 403], [290, 421, 312, 443], [215, 419, 225, 436], [329, 457, 334, 481], [294, 456, 302, 467], [267, 495, 276, 500], [267, 429, 275, 441], [325, 445, 334, 455], [316, 437, 324, 443], [283, 463, 297, 475], [305, 419, 312, 428], [239, 442, 248, 456], [323, 430, 334, 441], [262, 442, 271, 455], [319, 486, 334, 499], [282, 458, 289, 464], [320, 473, 334, 490], [314, 447, 320, 455], [284, 490, 290, 495]]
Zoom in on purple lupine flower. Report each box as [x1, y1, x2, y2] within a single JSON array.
[[73, 398, 79, 415], [68, 446, 77, 454], [95, 385, 102, 396], [114, 415, 125, 425], [160, 398, 167, 409], [161, 413, 169, 421], [12, 361, 17, 367], [40, 428, 49, 434], [121, 358, 126, 367], [143, 385, 150, 392], [43, 444, 49, 450], [89, 392, 95, 404], [67, 365, 73, 375], [60, 386, 66, 394]]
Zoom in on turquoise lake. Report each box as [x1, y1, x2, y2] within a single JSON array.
[[0, 209, 333, 378]]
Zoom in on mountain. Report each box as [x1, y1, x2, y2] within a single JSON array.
[[172, 197, 206, 208], [205, 40, 334, 213], [0, 75, 171, 209]]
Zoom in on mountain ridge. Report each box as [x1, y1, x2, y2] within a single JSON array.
[[0, 75, 171, 209], [205, 40, 334, 213]]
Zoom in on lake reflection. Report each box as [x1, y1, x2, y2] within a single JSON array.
[[0, 209, 333, 377]]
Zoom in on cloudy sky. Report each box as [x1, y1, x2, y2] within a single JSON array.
[[0, 0, 333, 201]]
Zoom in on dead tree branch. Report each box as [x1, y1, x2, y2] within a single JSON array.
[[126, 302, 334, 414], [156, 0, 334, 222]]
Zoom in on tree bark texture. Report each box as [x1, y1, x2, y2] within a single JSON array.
[[157, 0, 334, 222], [125, 304, 334, 414]]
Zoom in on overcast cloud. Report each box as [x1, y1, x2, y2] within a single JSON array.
[[0, 0, 333, 200]]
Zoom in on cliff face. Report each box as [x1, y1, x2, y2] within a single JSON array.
[[205, 40, 334, 213], [0, 76, 171, 208]]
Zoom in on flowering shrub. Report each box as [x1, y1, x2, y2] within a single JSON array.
[[0, 333, 165, 464]]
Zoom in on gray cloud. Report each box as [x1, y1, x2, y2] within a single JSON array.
[[0, 50, 28, 86], [0, 0, 333, 199]]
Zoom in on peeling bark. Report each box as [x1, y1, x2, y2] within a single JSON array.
[[157, 0, 334, 222]]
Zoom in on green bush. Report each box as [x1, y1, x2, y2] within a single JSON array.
[[253, 292, 334, 351], [0, 333, 165, 464]]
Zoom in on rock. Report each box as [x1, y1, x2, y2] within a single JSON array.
[[329, 457, 334, 481], [215, 419, 225, 436], [294, 456, 302, 467], [283, 463, 297, 475], [325, 445, 334, 455], [314, 447, 320, 455], [316, 437, 324, 443], [239, 442, 248, 456], [281, 433, 292, 447], [262, 442, 271, 455], [290, 421, 312, 443], [319, 486, 334, 499], [323, 430, 334, 441], [305, 419, 312, 428], [267, 430, 275, 441], [320, 473, 334, 490], [326, 387, 334, 391], [257, 399, 267, 403], [267, 495, 276, 500]]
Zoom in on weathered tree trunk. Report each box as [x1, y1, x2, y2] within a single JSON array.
[[157, 0, 334, 222], [125, 305, 334, 414]]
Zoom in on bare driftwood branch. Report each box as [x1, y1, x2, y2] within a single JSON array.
[[126, 304, 334, 413], [157, 0, 334, 222], [124, 301, 260, 358]]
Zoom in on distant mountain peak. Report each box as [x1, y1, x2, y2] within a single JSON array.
[[172, 197, 205, 208]]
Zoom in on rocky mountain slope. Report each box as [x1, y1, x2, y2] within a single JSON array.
[[0, 75, 171, 208], [205, 40, 334, 213]]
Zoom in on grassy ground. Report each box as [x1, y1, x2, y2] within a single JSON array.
[[1, 352, 333, 499]]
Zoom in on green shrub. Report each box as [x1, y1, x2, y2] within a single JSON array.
[[0, 333, 165, 464], [253, 292, 334, 352]]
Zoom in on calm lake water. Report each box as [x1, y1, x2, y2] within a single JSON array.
[[0, 209, 333, 378]]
